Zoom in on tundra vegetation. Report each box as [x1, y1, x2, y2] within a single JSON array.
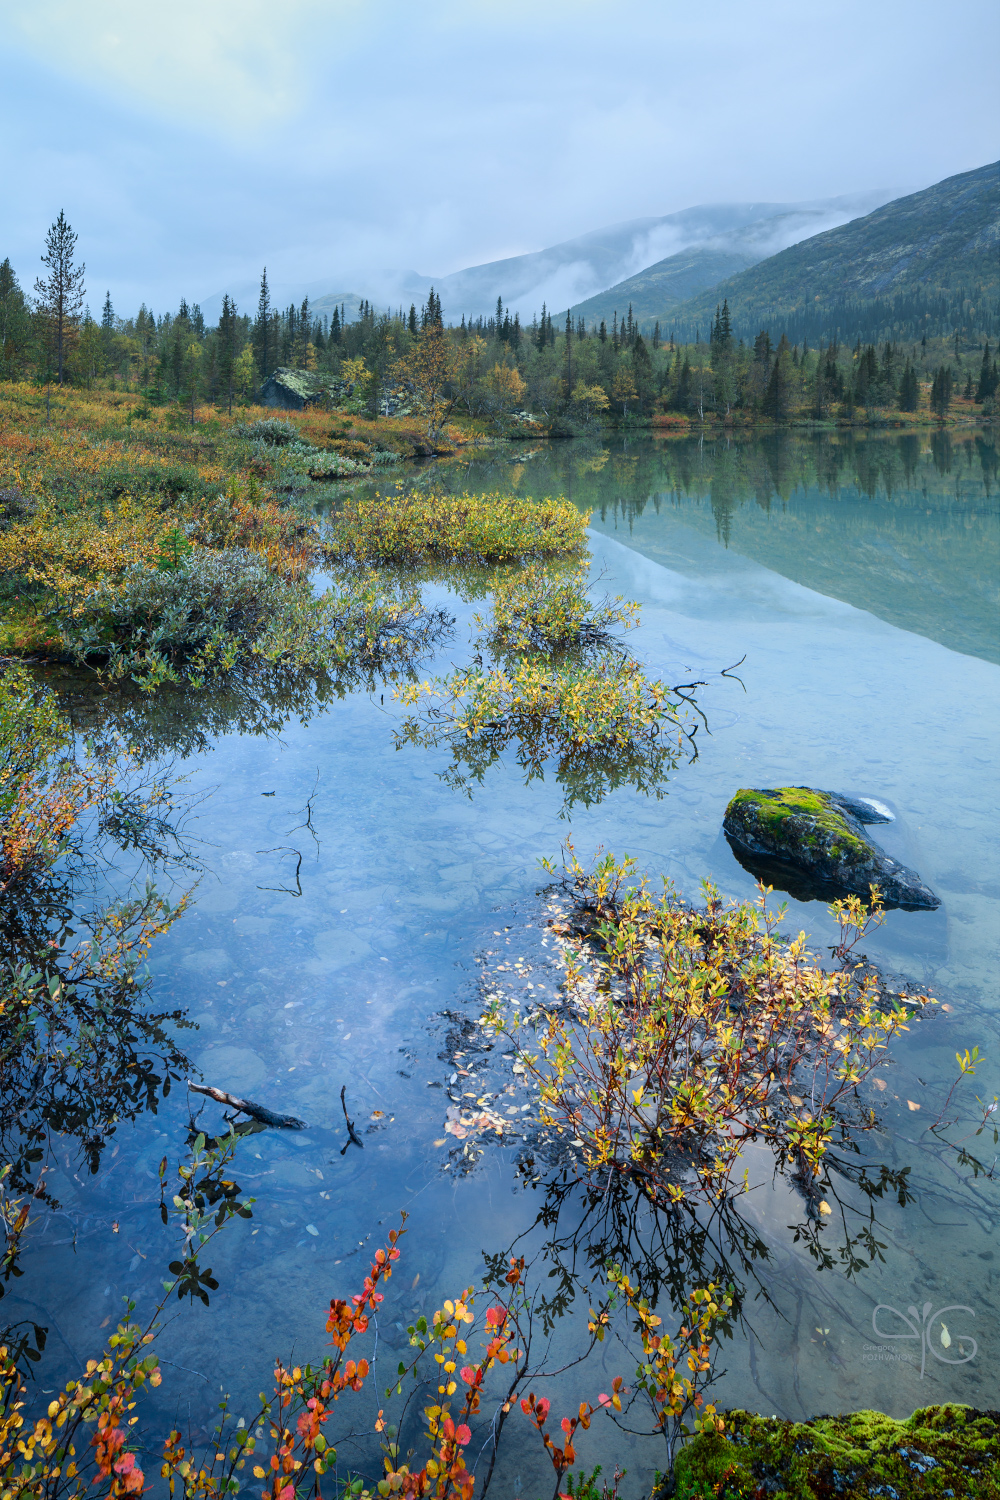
[[0, 374, 697, 805]]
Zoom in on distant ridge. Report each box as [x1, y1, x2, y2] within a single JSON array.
[[657, 162, 999, 344], [198, 190, 895, 326]]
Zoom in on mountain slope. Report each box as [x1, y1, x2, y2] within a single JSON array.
[[430, 194, 892, 320], [568, 247, 756, 326], [197, 190, 894, 326], [660, 162, 999, 340]]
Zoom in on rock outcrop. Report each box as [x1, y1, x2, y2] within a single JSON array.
[[723, 786, 940, 910]]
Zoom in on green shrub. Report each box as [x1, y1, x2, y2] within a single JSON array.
[[231, 418, 300, 446], [53, 547, 449, 691]]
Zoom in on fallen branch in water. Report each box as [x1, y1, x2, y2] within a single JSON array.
[[340, 1085, 364, 1154], [187, 1082, 306, 1130]]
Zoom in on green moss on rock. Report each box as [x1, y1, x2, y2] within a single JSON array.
[[723, 786, 940, 909], [727, 786, 870, 863], [674, 1403, 1000, 1498]]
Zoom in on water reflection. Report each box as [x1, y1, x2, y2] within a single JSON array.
[[4, 429, 996, 1456], [341, 428, 999, 662]]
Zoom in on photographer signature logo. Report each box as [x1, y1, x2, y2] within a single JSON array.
[[871, 1300, 978, 1378]]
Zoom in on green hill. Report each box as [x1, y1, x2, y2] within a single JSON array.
[[644, 162, 1000, 344], [569, 247, 755, 327]]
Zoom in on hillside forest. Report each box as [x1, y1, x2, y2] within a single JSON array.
[[2, 213, 998, 433]]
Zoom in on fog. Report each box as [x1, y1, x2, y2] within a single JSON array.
[[1, 0, 996, 317]]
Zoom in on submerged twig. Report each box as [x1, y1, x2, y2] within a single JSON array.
[[339, 1085, 364, 1155], [187, 1082, 306, 1130]]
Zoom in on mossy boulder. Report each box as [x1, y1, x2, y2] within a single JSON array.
[[723, 787, 939, 910], [259, 368, 343, 410], [674, 1403, 1000, 1497]]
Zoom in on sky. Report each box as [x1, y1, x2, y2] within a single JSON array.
[[2, 0, 997, 317]]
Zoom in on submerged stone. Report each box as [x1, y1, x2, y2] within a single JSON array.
[[723, 786, 940, 910]]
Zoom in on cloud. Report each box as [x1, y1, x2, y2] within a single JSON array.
[[0, 0, 995, 314], [4, 0, 347, 133]]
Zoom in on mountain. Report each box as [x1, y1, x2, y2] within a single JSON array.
[[658, 162, 999, 343], [197, 190, 895, 327], [568, 247, 757, 327]]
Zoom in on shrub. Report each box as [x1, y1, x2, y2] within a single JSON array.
[[0, 490, 33, 529], [327, 491, 589, 566], [479, 565, 639, 657], [395, 653, 687, 808], [231, 418, 300, 446], [482, 847, 926, 1207], [0, 661, 112, 887], [56, 547, 287, 679], [55, 549, 450, 691]]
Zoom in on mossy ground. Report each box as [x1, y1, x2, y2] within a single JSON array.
[[674, 1403, 1000, 1498]]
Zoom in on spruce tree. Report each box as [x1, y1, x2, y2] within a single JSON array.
[[675, 356, 692, 412], [898, 359, 919, 412], [762, 351, 789, 419], [218, 293, 239, 414], [632, 334, 653, 412], [252, 268, 272, 381], [652, 320, 660, 351], [975, 341, 998, 401], [0, 259, 31, 377], [930, 365, 953, 419], [34, 210, 86, 383]]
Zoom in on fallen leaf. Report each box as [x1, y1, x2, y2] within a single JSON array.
[[305, 1224, 319, 1236], [433, 1138, 447, 1147], [872, 1078, 887, 1091], [818, 1201, 832, 1216], [371, 1110, 384, 1119], [789, 1095, 803, 1107], [907, 1100, 921, 1111], [941, 1004, 954, 1013]]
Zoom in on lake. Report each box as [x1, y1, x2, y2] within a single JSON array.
[[13, 427, 1000, 1496]]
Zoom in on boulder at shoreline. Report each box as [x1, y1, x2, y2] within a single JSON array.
[[723, 786, 940, 910]]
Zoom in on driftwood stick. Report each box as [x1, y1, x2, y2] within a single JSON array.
[[187, 1082, 306, 1130], [340, 1085, 364, 1155]]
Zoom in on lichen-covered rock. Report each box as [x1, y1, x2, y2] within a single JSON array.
[[673, 1403, 1000, 1498], [723, 786, 939, 910]]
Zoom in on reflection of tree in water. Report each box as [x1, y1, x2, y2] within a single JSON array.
[[495, 1131, 922, 1388], [52, 601, 454, 762], [930, 427, 953, 475], [974, 433, 997, 494], [0, 760, 199, 1369], [1, 865, 193, 1204]]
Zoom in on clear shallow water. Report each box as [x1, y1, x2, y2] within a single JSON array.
[[12, 430, 1000, 1493]]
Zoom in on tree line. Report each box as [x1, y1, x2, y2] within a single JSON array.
[[2, 215, 998, 428]]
